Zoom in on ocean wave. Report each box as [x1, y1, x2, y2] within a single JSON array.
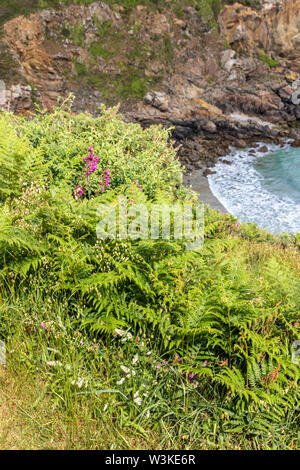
[[207, 142, 300, 234]]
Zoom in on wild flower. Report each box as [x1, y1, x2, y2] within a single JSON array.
[[133, 391, 142, 406], [73, 146, 110, 199], [74, 186, 84, 200], [116, 377, 126, 385], [41, 321, 46, 329], [132, 354, 139, 365], [101, 168, 110, 192], [115, 328, 133, 342], [71, 377, 88, 389], [46, 360, 63, 367], [133, 179, 143, 191]]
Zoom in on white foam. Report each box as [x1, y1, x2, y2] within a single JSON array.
[[207, 142, 300, 234]]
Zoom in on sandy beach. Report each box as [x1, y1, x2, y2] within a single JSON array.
[[183, 170, 228, 214]]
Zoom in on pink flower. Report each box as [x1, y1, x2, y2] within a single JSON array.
[[74, 146, 111, 199], [41, 322, 46, 329], [203, 360, 208, 367], [189, 372, 195, 379]]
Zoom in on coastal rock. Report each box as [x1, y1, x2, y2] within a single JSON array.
[[144, 91, 169, 112], [200, 120, 217, 133], [219, 0, 300, 72], [0, 81, 32, 113], [203, 168, 217, 176]]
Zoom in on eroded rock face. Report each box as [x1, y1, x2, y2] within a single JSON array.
[[0, 81, 32, 113], [2, 3, 120, 110], [219, 0, 300, 71]]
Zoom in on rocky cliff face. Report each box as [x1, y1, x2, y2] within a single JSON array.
[[0, 1, 299, 171], [219, 0, 300, 71]]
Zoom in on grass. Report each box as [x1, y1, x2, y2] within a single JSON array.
[[1, 290, 298, 450], [258, 50, 279, 68], [89, 42, 114, 60]]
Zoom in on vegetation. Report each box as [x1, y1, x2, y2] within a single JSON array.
[[258, 50, 279, 69], [0, 98, 299, 449]]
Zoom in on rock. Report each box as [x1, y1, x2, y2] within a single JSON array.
[[258, 145, 269, 153], [150, 13, 170, 35], [203, 168, 217, 176], [234, 139, 247, 148], [221, 159, 232, 165], [200, 120, 217, 133], [188, 153, 201, 163], [291, 138, 300, 147], [144, 91, 169, 112], [221, 49, 236, 68], [184, 84, 204, 99], [0, 81, 32, 113], [219, 0, 300, 72]]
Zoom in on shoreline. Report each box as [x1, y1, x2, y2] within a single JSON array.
[[183, 170, 228, 214]]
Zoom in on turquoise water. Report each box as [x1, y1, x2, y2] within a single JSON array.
[[254, 146, 300, 204], [207, 143, 300, 234]]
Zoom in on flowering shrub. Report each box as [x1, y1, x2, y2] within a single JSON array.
[[11, 102, 186, 200]]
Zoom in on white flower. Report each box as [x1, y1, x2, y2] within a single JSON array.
[[46, 360, 63, 367], [121, 332, 133, 342], [120, 365, 130, 374], [134, 397, 142, 406], [115, 328, 133, 342], [115, 328, 126, 337], [146, 410, 150, 419], [116, 377, 126, 385], [134, 391, 139, 398], [132, 354, 139, 365], [71, 377, 88, 389], [104, 403, 108, 411]]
